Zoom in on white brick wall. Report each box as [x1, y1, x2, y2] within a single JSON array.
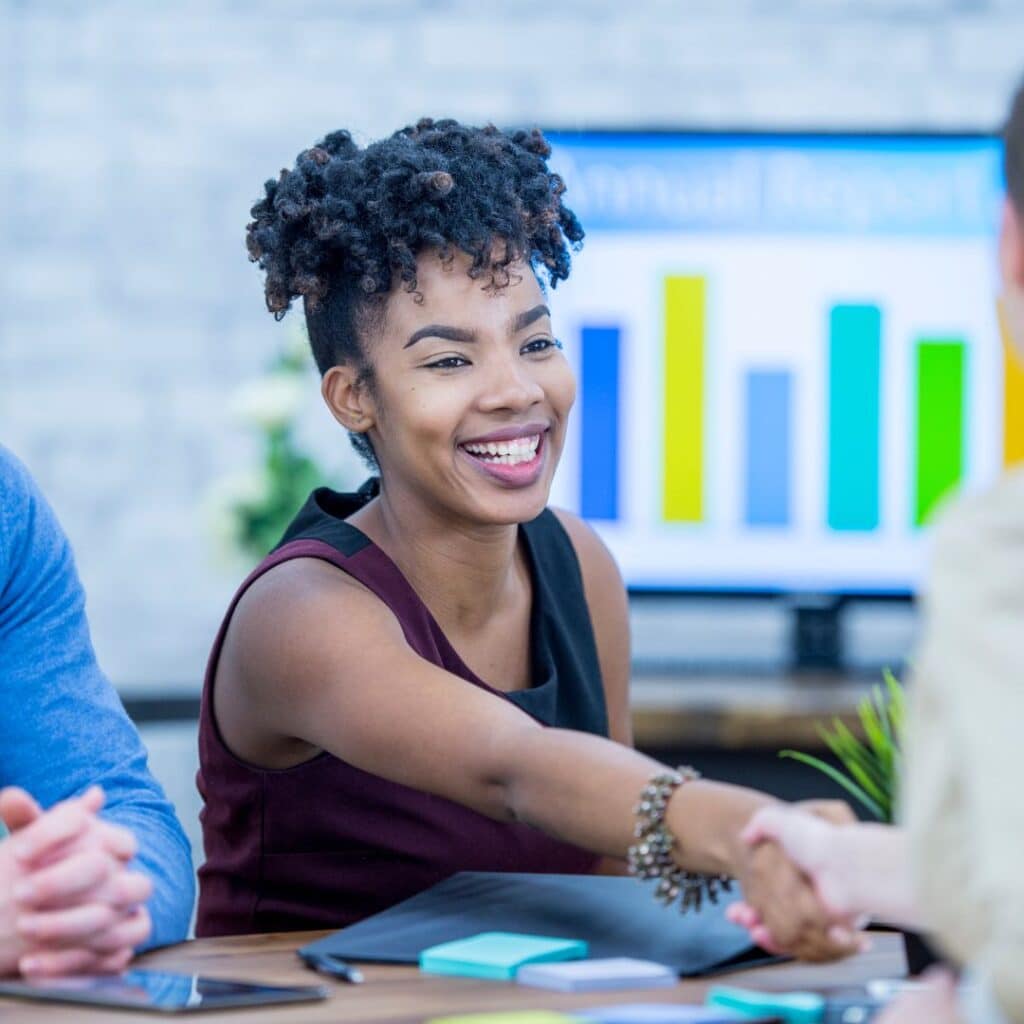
[[1, 0, 1021, 692]]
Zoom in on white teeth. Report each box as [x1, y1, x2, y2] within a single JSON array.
[[463, 433, 541, 465]]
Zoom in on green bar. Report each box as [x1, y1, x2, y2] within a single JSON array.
[[915, 339, 966, 526], [663, 276, 705, 522]]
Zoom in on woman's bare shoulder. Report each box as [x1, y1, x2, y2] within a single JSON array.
[[213, 556, 407, 766], [548, 507, 623, 588], [221, 555, 407, 709]]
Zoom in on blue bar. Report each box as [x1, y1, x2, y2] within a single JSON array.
[[827, 304, 882, 531], [744, 370, 792, 527], [579, 326, 620, 521]]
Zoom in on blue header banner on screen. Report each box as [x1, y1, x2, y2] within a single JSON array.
[[547, 133, 1003, 236]]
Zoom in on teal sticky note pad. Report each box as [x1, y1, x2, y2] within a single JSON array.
[[420, 932, 589, 981], [706, 985, 825, 1023]]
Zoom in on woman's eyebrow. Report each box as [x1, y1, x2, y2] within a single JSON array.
[[403, 305, 551, 348], [404, 324, 476, 349], [510, 304, 551, 333]]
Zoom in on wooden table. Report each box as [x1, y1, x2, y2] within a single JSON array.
[[0, 931, 907, 1023]]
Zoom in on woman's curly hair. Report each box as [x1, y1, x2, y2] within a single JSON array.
[[245, 118, 585, 466]]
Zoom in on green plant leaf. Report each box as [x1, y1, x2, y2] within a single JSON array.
[[779, 750, 886, 820], [872, 684, 894, 750], [859, 691, 890, 757], [847, 760, 889, 816], [849, 701, 894, 783], [778, 668, 905, 825], [883, 669, 906, 740], [818, 719, 888, 792], [818, 725, 888, 809], [813, 717, 894, 820], [817, 727, 863, 778]]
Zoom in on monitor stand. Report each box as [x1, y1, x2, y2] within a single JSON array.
[[789, 594, 843, 672]]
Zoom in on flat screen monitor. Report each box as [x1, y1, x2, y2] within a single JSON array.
[[544, 131, 1015, 594]]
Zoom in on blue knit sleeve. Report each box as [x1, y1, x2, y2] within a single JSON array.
[[0, 446, 194, 948]]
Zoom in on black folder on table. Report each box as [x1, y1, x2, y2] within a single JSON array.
[[299, 872, 778, 978]]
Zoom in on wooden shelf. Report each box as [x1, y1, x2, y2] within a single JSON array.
[[631, 672, 876, 750]]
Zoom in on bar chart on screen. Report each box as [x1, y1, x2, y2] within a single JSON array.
[[546, 133, 1010, 591]]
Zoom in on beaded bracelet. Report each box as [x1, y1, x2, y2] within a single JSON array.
[[626, 766, 733, 913]]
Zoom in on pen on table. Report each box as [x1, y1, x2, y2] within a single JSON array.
[[298, 950, 365, 984]]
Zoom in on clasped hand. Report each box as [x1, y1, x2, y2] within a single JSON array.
[[0, 785, 152, 976], [729, 800, 869, 963]]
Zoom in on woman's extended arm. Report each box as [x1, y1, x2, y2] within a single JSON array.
[[215, 557, 859, 961]]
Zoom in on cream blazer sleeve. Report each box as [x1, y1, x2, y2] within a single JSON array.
[[904, 469, 1024, 1022]]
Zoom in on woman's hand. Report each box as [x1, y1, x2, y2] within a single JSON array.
[[727, 804, 866, 954], [0, 786, 153, 977], [727, 803, 917, 951], [875, 969, 963, 1024], [731, 832, 864, 962], [742, 804, 862, 915], [727, 800, 868, 961]]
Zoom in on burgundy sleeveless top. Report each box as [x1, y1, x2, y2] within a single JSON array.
[[196, 482, 608, 937]]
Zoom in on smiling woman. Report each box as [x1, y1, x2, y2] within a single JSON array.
[[315, 246, 576, 531], [194, 118, 857, 962]]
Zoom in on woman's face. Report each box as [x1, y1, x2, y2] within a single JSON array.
[[361, 250, 576, 526]]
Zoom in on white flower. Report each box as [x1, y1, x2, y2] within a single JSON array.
[[229, 373, 306, 429], [202, 468, 274, 566]]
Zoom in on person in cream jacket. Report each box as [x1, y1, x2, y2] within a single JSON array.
[[727, 77, 1024, 1024], [901, 74, 1024, 1022]]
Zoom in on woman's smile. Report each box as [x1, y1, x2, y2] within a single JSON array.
[[458, 425, 549, 488]]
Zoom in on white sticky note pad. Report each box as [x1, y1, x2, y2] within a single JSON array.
[[516, 957, 677, 992]]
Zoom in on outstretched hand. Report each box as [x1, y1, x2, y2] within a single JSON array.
[[729, 800, 867, 962], [0, 786, 152, 977], [729, 797, 923, 956]]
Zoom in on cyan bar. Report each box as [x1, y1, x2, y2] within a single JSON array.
[[827, 304, 882, 531], [579, 325, 620, 521], [744, 370, 792, 527]]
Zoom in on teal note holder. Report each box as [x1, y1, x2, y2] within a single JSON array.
[[420, 932, 588, 981]]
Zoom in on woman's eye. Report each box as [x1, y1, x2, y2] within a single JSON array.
[[522, 337, 562, 355], [424, 356, 470, 370]]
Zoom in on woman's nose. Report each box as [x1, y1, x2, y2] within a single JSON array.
[[477, 355, 545, 413]]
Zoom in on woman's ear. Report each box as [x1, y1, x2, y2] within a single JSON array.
[[321, 364, 376, 435]]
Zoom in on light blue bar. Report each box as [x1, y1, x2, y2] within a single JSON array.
[[579, 325, 620, 521], [827, 304, 882, 531], [745, 370, 792, 527]]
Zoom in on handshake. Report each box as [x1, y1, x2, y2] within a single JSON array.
[[728, 800, 912, 963]]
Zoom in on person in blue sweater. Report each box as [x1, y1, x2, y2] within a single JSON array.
[[0, 444, 194, 975]]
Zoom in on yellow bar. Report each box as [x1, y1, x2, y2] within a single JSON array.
[[1001, 300, 1024, 468], [663, 276, 705, 521]]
